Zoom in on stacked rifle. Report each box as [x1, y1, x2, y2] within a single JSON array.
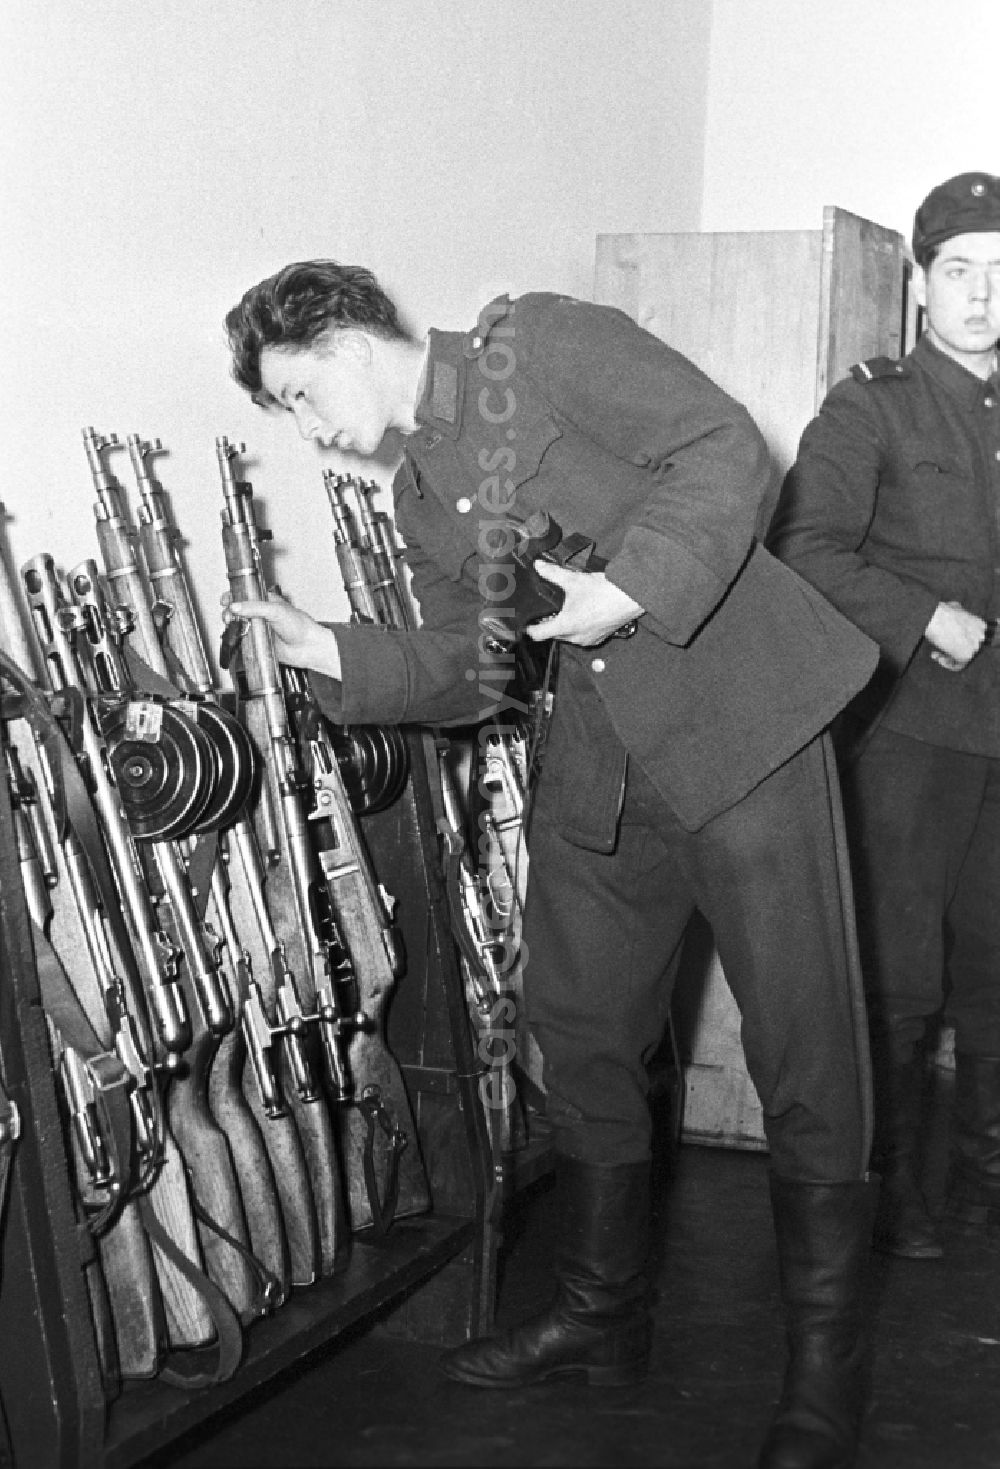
[[0, 433, 429, 1397], [322, 472, 541, 1137]]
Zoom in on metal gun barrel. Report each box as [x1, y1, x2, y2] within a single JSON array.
[[129, 434, 214, 696], [85, 427, 164, 669]]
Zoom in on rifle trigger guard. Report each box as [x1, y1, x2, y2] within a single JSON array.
[[358, 1084, 407, 1237]]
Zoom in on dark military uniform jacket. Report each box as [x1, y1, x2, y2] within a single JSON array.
[[770, 333, 1000, 755], [314, 292, 876, 841]]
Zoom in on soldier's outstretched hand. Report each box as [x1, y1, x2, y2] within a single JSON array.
[[221, 589, 343, 678]]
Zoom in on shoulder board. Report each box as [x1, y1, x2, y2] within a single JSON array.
[[464, 294, 515, 359], [850, 357, 908, 384]]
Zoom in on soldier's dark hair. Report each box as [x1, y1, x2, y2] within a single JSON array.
[[225, 260, 409, 400]]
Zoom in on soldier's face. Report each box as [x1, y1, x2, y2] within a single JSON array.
[[259, 330, 388, 457], [915, 232, 1000, 373]]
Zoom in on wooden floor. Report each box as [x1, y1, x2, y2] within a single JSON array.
[[141, 1069, 1000, 1469]]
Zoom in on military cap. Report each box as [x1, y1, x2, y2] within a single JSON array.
[[912, 171, 1000, 258]]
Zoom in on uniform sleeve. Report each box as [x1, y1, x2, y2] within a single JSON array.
[[768, 381, 939, 672], [518, 295, 776, 644], [312, 520, 518, 729]]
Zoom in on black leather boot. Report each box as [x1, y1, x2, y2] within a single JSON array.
[[945, 1053, 1000, 1227], [438, 1156, 651, 1388], [870, 1049, 941, 1259], [757, 1174, 878, 1469]]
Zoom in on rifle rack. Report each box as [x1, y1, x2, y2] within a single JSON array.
[[0, 729, 510, 1469]]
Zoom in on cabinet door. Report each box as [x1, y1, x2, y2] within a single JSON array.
[[593, 210, 907, 1149], [595, 225, 821, 527], [595, 206, 907, 484], [818, 205, 910, 401]]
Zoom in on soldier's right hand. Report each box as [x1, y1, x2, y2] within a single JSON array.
[[924, 600, 988, 671]]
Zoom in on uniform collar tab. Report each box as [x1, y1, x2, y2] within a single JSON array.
[[412, 295, 517, 445], [414, 328, 464, 441], [431, 360, 458, 423]]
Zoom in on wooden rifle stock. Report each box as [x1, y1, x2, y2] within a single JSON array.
[[204, 852, 300, 1293], [221, 825, 321, 1285]]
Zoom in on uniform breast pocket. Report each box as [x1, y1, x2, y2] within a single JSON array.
[[897, 444, 978, 544], [909, 446, 968, 479], [459, 395, 564, 524]]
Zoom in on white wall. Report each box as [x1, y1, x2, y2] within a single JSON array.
[[702, 0, 1000, 240], [0, 0, 711, 656], [5, 0, 992, 672]]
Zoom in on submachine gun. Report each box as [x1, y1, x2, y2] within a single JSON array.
[[216, 438, 429, 1234]]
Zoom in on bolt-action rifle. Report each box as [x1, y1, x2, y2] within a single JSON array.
[[279, 660, 430, 1230], [219, 447, 431, 1230], [217, 437, 354, 1271], [324, 474, 518, 1013], [221, 440, 432, 1232]]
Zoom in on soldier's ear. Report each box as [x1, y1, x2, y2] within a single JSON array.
[[912, 262, 928, 310], [328, 328, 374, 365]]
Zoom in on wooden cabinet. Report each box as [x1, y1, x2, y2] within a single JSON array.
[[594, 207, 910, 1148]]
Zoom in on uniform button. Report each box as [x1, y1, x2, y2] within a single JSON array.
[[591, 657, 605, 673], [985, 396, 996, 409], [456, 497, 473, 514]]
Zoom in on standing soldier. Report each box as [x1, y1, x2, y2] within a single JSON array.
[[770, 172, 1000, 1262]]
